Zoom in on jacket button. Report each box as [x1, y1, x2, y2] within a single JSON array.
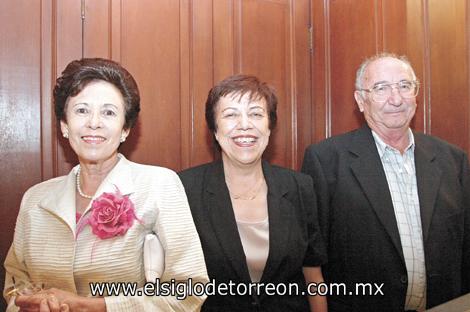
[[400, 275, 408, 284]]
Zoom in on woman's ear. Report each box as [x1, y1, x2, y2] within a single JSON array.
[[120, 128, 131, 143], [60, 120, 69, 138]]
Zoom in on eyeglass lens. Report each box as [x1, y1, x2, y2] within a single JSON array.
[[372, 82, 418, 101]]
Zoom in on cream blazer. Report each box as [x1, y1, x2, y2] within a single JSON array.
[[4, 154, 208, 311]]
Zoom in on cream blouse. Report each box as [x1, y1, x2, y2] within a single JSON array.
[[236, 217, 269, 282]]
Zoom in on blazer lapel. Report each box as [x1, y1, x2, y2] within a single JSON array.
[[348, 126, 404, 261], [39, 170, 77, 235], [38, 154, 135, 238], [205, 161, 252, 282], [259, 161, 290, 283], [414, 135, 441, 243]]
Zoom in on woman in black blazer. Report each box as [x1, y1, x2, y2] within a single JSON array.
[[179, 75, 327, 311]]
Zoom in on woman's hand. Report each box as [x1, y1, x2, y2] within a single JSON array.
[[15, 288, 77, 312], [303, 266, 328, 312], [16, 292, 69, 312], [38, 297, 70, 312], [17, 287, 106, 312]]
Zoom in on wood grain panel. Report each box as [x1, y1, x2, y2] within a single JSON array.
[[382, 1, 408, 55], [311, 0, 328, 143], [293, 0, 312, 169], [41, 0, 55, 182], [428, 0, 469, 153], [189, 0, 216, 167], [328, 0, 377, 136], [0, 1, 44, 310], [83, 0, 111, 58], [110, 0, 122, 61], [213, 0, 235, 83], [180, 0, 192, 169]]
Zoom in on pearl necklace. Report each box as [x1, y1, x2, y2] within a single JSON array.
[[76, 166, 94, 199]]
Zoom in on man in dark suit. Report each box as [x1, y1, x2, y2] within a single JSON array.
[[301, 53, 470, 311]]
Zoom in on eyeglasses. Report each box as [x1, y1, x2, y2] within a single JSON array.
[[358, 80, 420, 102]]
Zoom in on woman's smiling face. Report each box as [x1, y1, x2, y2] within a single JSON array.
[[60, 80, 129, 166], [214, 92, 270, 167]]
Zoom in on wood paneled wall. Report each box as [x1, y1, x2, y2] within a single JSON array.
[[1, 3, 44, 309], [53, 0, 311, 175], [1, 1, 470, 310], [311, 0, 470, 153]]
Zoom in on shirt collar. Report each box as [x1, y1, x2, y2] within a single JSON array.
[[371, 128, 415, 158]]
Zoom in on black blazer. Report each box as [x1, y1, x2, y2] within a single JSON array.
[[301, 125, 470, 311], [179, 161, 327, 312]]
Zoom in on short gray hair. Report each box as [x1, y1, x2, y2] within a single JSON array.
[[355, 52, 417, 90]]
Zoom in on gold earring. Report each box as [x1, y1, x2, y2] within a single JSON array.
[[63, 132, 69, 139]]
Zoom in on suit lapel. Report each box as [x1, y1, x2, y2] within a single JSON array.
[[205, 161, 252, 282], [259, 161, 290, 283], [414, 135, 441, 243], [348, 126, 404, 260]]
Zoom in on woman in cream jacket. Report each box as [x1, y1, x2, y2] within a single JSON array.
[[4, 58, 208, 311]]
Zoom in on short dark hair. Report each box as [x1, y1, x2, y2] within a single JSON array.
[[53, 58, 140, 129], [205, 74, 278, 134]]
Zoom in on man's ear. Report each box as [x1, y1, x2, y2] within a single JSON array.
[[354, 91, 365, 113]]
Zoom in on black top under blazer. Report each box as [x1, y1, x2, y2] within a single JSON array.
[[179, 160, 327, 312], [301, 125, 470, 312]]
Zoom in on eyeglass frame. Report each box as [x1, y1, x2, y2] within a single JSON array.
[[357, 80, 420, 102]]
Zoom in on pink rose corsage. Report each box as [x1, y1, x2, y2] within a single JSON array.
[[77, 186, 141, 239]]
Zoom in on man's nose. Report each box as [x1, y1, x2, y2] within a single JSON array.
[[388, 86, 403, 105]]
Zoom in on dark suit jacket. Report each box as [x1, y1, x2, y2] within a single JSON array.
[[301, 125, 470, 311], [179, 161, 327, 311]]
